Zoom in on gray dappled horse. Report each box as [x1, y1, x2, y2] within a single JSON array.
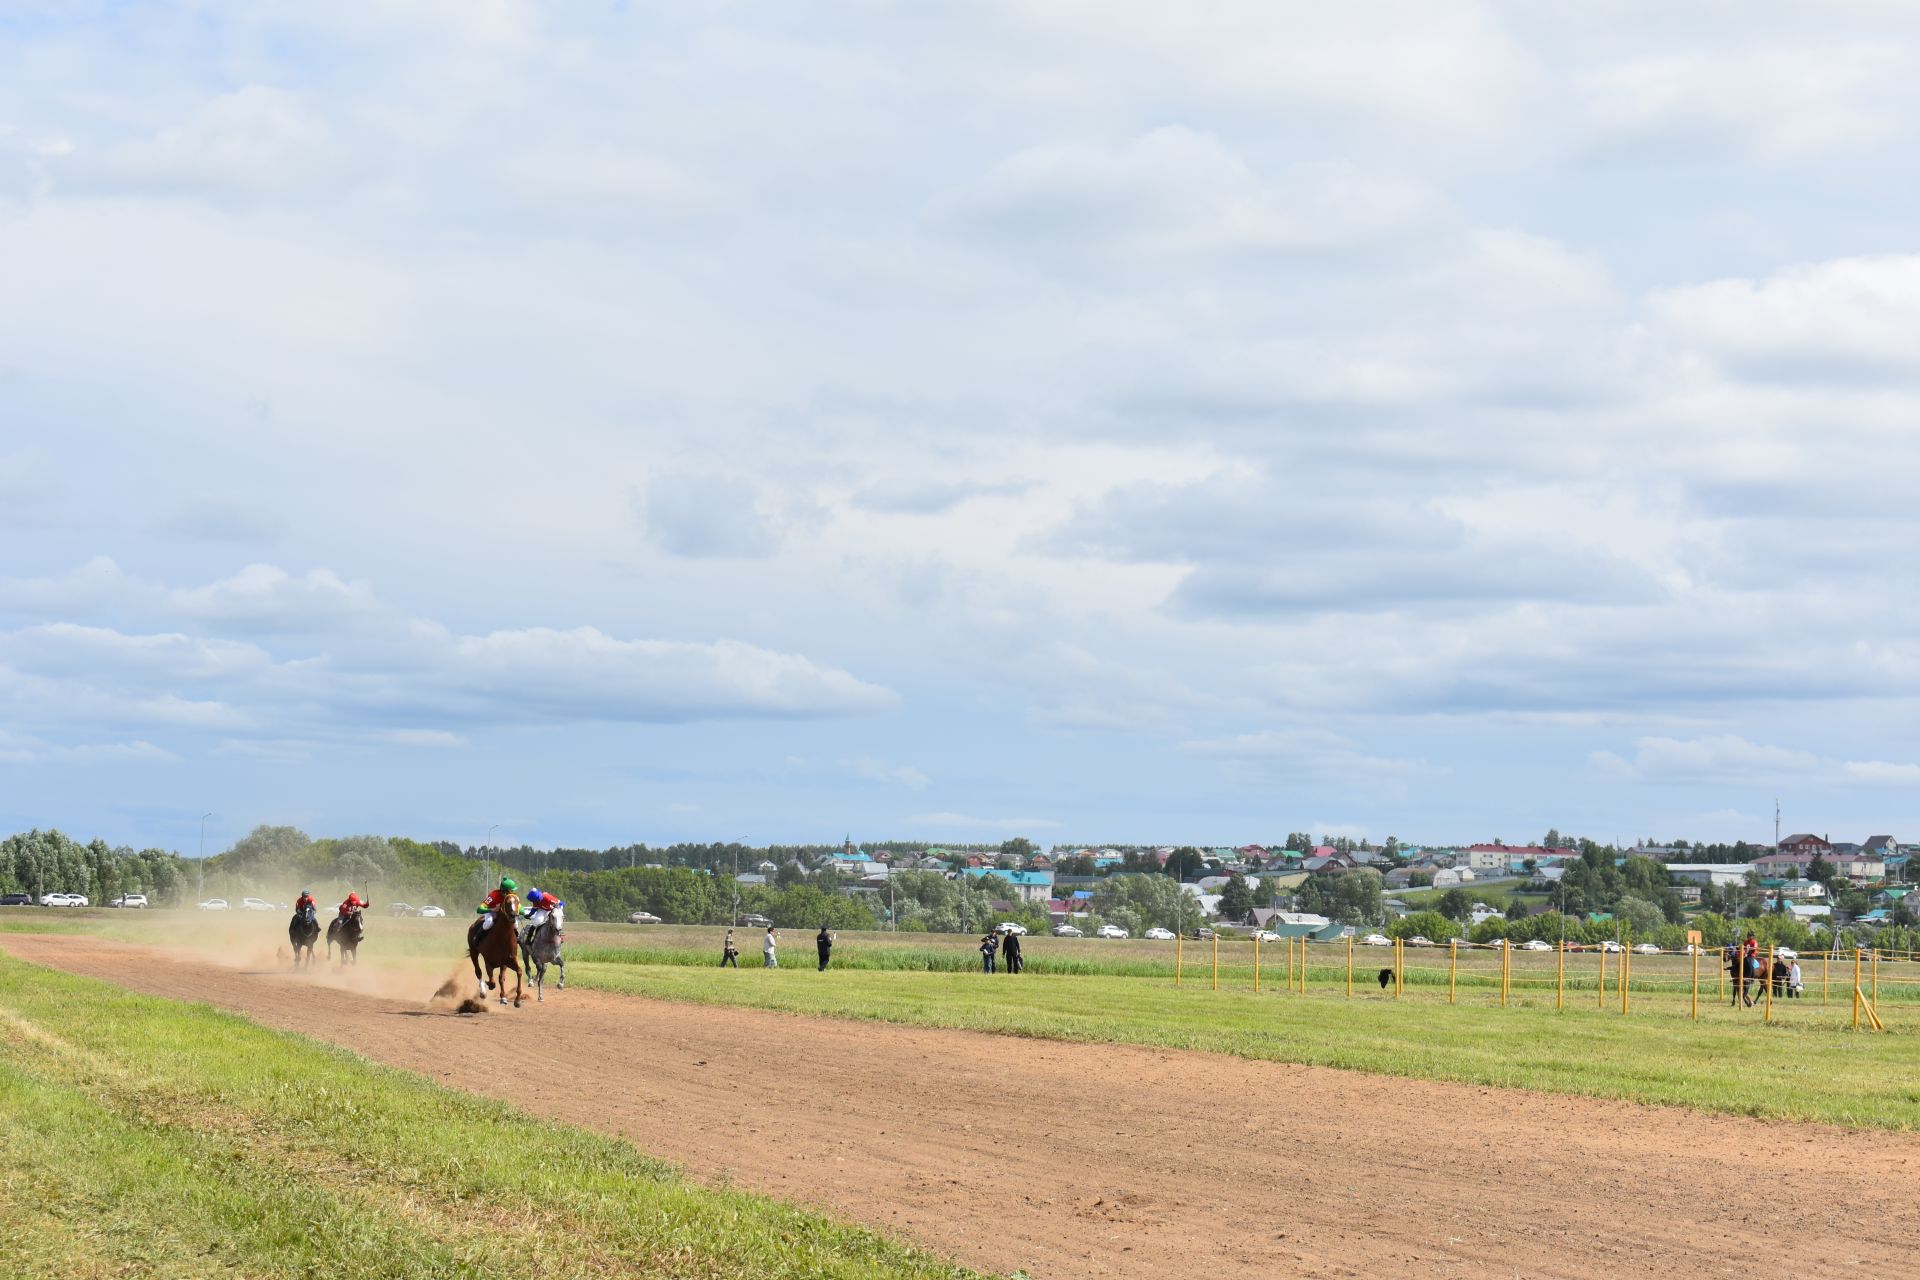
[[518, 906, 566, 1001]]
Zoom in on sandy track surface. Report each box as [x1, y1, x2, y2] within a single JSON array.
[[7, 933, 1917, 1279]]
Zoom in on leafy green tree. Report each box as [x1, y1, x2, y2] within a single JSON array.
[[1613, 895, 1665, 938], [1434, 888, 1474, 922], [1216, 873, 1255, 923], [999, 837, 1036, 862], [1386, 910, 1459, 942], [1163, 847, 1205, 881]]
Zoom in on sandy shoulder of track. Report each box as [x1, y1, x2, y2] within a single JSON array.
[[7, 933, 1916, 1280]]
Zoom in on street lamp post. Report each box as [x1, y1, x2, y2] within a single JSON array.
[[198, 812, 212, 905]]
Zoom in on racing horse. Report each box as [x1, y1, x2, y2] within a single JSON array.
[[467, 906, 525, 1006], [518, 904, 566, 1002], [288, 904, 321, 970], [326, 907, 366, 966]]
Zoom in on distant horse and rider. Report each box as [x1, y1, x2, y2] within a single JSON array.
[[327, 893, 368, 966], [288, 889, 321, 970], [517, 887, 567, 1002]]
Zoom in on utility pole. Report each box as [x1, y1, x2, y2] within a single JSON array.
[[1774, 799, 1781, 850]]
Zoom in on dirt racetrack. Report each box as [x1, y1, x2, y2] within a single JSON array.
[[8, 933, 1919, 1279]]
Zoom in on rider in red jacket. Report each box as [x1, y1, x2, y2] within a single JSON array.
[[338, 891, 369, 918], [294, 890, 316, 913], [475, 877, 519, 930]]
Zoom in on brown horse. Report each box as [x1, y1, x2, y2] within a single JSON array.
[[326, 908, 365, 965], [467, 908, 524, 1007]]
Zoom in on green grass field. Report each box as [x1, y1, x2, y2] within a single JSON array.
[[0, 953, 980, 1280]]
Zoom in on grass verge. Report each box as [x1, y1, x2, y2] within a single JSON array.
[[0, 954, 980, 1280], [570, 962, 1920, 1131]]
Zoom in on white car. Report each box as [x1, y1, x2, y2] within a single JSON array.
[[39, 892, 87, 907], [626, 911, 662, 924], [1486, 938, 1507, 949], [419, 905, 447, 919], [1361, 934, 1392, 946], [1143, 927, 1175, 940], [1095, 924, 1130, 939], [1633, 943, 1660, 955], [240, 897, 275, 911], [1406, 935, 1434, 947], [994, 922, 1028, 935], [198, 898, 230, 911], [1051, 924, 1084, 937], [1251, 929, 1281, 943], [1775, 946, 1798, 959], [1598, 940, 1623, 953], [108, 893, 149, 908], [1522, 939, 1553, 951]]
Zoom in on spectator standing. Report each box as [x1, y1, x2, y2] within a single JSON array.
[[1001, 928, 1024, 974], [978, 931, 998, 974], [1788, 958, 1804, 999], [721, 929, 739, 968], [1726, 946, 1744, 1008], [1771, 954, 1789, 999], [763, 925, 779, 969], [816, 924, 836, 971]]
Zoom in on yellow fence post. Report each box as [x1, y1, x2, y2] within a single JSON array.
[[1621, 944, 1631, 1016], [1498, 941, 1508, 1007], [1763, 944, 1772, 1024], [1718, 947, 1725, 1004], [1449, 939, 1457, 1005], [1176, 932, 1182, 987], [1211, 932, 1218, 992], [1345, 934, 1353, 998], [1853, 949, 1862, 1031], [1691, 944, 1698, 1021], [1299, 938, 1307, 995], [1598, 945, 1606, 1009], [1556, 940, 1565, 1011], [1392, 938, 1402, 999], [1253, 935, 1260, 993], [1872, 948, 1879, 1008]]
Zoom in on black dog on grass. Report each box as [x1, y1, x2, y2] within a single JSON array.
[[1378, 968, 1394, 990]]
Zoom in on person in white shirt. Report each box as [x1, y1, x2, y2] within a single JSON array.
[[1788, 959, 1803, 998], [762, 925, 778, 968]]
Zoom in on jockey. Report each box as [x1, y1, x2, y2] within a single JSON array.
[[475, 877, 519, 930], [524, 888, 565, 933], [294, 889, 317, 915], [338, 891, 369, 918]]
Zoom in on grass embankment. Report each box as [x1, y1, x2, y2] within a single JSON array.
[[0, 954, 978, 1280], [567, 962, 1920, 1131]]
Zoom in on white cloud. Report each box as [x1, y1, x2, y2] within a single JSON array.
[[904, 812, 1062, 831], [103, 86, 354, 198], [851, 756, 930, 790], [1592, 735, 1920, 789]]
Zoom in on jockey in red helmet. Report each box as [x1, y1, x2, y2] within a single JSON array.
[[338, 891, 369, 918]]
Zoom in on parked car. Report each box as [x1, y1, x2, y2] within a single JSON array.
[[1095, 924, 1130, 939], [1775, 947, 1798, 959], [627, 911, 663, 925], [1191, 928, 1215, 940], [1522, 939, 1553, 951], [1406, 935, 1434, 947], [1051, 924, 1084, 937], [108, 893, 149, 909], [1143, 926, 1176, 940], [1486, 938, 1507, 948], [736, 913, 772, 928], [41, 892, 88, 907], [240, 897, 275, 912], [388, 902, 416, 917], [993, 922, 1028, 935], [0, 892, 33, 907], [1361, 933, 1391, 946], [419, 905, 446, 918], [198, 898, 230, 911], [1633, 943, 1660, 955], [1251, 929, 1281, 943], [1598, 940, 1623, 953]]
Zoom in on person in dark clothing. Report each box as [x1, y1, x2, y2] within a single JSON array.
[[816, 925, 836, 971], [721, 929, 739, 968], [1001, 928, 1023, 974], [1727, 946, 1744, 1007], [979, 931, 998, 974], [1770, 955, 1788, 999]]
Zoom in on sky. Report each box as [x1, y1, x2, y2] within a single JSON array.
[[5, 2, 1920, 854]]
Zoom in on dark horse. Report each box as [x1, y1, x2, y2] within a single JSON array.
[[468, 907, 525, 1007], [326, 908, 365, 966], [288, 905, 321, 970], [518, 907, 565, 1003]]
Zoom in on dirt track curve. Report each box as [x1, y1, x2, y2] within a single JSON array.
[[8, 934, 1918, 1279]]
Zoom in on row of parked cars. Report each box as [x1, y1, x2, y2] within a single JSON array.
[[0, 891, 157, 908]]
